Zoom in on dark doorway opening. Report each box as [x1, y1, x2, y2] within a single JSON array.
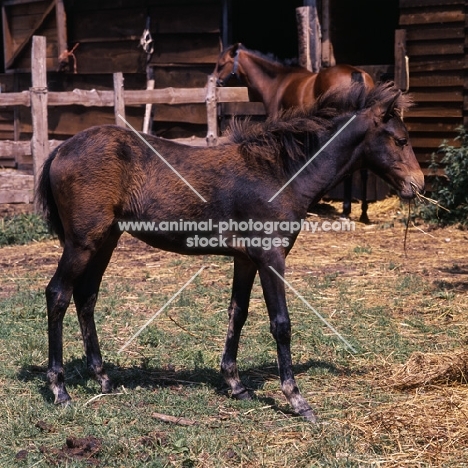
[[329, 0, 399, 66], [228, 0, 303, 60]]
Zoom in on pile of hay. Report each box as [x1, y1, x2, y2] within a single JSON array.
[[387, 350, 468, 390]]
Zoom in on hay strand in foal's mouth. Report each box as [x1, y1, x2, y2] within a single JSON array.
[[403, 200, 411, 256], [411, 182, 451, 213]]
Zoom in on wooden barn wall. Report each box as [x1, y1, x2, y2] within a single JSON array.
[[399, 0, 467, 173], [0, 0, 222, 166], [64, 0, 221, 139], [2, 0, 60, 72]]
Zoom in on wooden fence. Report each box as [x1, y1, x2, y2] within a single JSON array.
[[0, 36, 250, 204]]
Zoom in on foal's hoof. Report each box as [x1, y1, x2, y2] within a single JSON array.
[[100, 379, 114, 394], [232, 388, 253, 401], [53, 391, 72, 406], [359, 214, 371, 224], [298, 408, 317, 423]]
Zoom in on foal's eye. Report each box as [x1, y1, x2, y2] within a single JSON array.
[[395, 137, 408, 147]]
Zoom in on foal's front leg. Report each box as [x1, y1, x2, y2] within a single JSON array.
[[257, 254, 316, 422], [220, 256, 257, 399]]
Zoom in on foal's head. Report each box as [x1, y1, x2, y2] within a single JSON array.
[[353, 84, 425, 199]]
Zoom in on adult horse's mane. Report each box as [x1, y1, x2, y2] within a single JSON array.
[[235, 43, 299, 69], [228, 82, 412, 172]]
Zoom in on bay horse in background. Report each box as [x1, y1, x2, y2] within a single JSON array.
[[38, 82, 424, 422], [214, 43, 375, 223]]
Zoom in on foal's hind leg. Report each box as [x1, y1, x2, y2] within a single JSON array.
[[72, 233, 120, 394], [220, 256, 257, 399], [46, 244, 94, 404]]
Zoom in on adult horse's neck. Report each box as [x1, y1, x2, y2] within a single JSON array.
[[238, 50, 292, 117]]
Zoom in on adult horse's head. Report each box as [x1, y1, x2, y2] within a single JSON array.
[[213, 43, 244, 87]]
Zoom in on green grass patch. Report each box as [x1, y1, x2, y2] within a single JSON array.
[[0, 213, 53, 246]]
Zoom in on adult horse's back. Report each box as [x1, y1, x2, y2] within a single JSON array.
[[37, 83, 424, 422], [214, 43, 374, 118]]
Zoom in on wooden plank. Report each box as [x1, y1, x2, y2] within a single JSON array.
[[55, 0, 67, 59], [5, 0, 55, 69], [320, 0, 334, 67], [71, 5, 220, 39], [410, 89, 463, 102], [410, 136, 460, 148], [409, 58, 465, 72], [70, 41, 142, 74], [152, 104, 207, 124], [400, 10, 465, 26], [152, 66, 216, 88], [0, 138, 61, 157], [0, 86, 248, 109], [406, 26, 465, 41], [405, 106, 462, 118], [48, 89, 114, 106], [394, 29, 408, 91], [405, 120, 461, 133], [220, 102, 266, 116], [407, 42, 464, 56], [2, 6, 14, 71], [113, 72, 125, 126], [205, 74, 217, 145], [400, 0, 464, 7], [0, 91, 30, 106], [30, 35, 49, 208], [296, 5, 321, 73], [408, 73, 463, 87], [149, 34, 220, 65], [150, 5, 220, 34]]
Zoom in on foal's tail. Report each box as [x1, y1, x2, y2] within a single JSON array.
[[36, 147, 65, 244]]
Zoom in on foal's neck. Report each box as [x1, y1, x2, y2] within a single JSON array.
[[293, 125, 365, 209]]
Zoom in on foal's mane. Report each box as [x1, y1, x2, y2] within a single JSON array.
[[228, 82, 412, 172]]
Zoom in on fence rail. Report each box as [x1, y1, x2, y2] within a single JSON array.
[[0, 36, 250, 207]]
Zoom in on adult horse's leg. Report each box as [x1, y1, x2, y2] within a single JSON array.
[[359, 169, 370, 224], [341, 175, 352, 219], [46, 243, 94, 404], [220, 256, 257, 399], [72, 232, 121, 394], [257, 254, 316, 422]]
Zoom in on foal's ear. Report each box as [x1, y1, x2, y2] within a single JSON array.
[[369, 90, 402, 125], [382, 91, 401, 122]]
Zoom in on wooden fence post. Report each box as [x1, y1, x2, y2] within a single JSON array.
[[30, 35, 49, 211], [296, 5, 321, 73], [113, 72, 125, 126], [205, 74, 218, 146], [394, 29, 409, 92], [142, 66, 155, 134]]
